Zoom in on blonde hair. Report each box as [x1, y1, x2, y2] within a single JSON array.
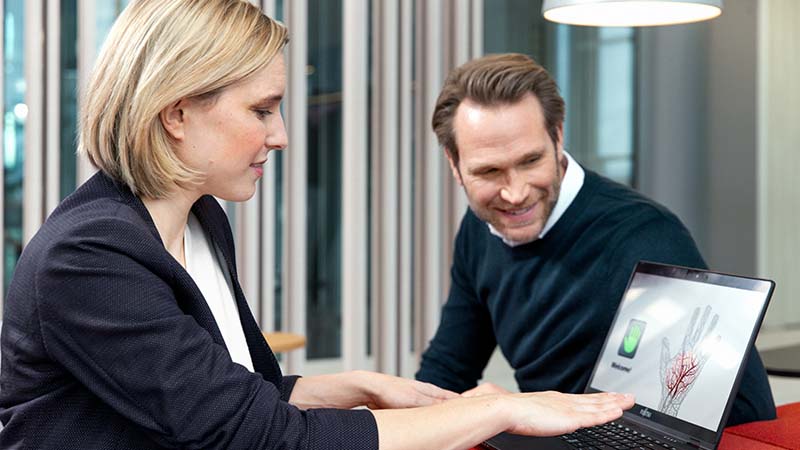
[[79, 0, 288, 198]]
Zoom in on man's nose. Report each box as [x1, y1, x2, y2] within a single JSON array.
[[499, 174, 529, 205]]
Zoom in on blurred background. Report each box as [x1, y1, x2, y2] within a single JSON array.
[[1, 0, 797, 401]]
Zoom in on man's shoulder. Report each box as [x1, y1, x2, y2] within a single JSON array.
[[575, 170, 704, 265], [579, 170, 684, 227]]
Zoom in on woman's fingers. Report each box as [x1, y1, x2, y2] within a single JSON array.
[[366, 374, 460, 409], [504, 391, 635, 437], [461, 382, 511, 397], [566, 392, 635, 409], [415, 381, 460, 400]]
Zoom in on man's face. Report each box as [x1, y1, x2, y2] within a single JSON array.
[[448, 93, 565, 245]]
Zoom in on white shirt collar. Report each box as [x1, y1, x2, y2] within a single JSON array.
[[488, 151, 585, 247]]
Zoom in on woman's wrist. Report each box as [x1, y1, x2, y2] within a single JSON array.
[[490, 394, 514, 433], [461, 393, 514, 435], [289, 371, 372, 409], [349, 370, 379, 406]]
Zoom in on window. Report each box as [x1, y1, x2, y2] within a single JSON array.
[[484, 0, 636, 185], [3, 0, 25, 295], [306, 0, 343, 359]]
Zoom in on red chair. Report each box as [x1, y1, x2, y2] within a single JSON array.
[[719, 402, 800, 450]]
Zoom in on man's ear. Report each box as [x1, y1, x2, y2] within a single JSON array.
[[555, 123, 564, 156], [445, 149, 464, 186], [555, 123, 567, 175], [159, 99, 187, 141]]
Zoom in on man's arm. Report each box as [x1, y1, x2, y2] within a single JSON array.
[[416, 220, 497, 393]]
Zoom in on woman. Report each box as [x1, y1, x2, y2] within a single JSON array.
[[0, 1, 632, 449]]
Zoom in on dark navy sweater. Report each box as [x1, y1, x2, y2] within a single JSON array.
[[416, 169, 776, 426]]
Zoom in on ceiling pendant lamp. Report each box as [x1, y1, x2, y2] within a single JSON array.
[[542, 0, 723, 27]]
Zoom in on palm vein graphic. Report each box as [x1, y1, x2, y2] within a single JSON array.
[[658, 305, 720, 416]]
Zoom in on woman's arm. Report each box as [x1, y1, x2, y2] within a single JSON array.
[[288, 370, 459, 410], [373, 391, 634, 450], [290, 370, 632, 450]]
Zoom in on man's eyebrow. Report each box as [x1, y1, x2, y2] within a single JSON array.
[[468, 148, 547, 173], [468, 162, 497, 174]]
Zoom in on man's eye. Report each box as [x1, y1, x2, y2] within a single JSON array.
[[523, 157, 539, 165]]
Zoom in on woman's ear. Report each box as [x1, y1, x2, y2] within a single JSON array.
[[160, 99, 186, 141]]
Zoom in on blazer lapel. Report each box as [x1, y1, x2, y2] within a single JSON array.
[[191, 197, 283, 382], [104, 172, 283, 382]]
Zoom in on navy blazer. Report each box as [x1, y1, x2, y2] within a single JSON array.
[[0, 172, 378, 449]]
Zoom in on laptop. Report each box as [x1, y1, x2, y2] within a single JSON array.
[[484, 261, 775, 450]]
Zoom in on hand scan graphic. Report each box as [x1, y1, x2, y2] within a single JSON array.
[[618, 319, 647, 359], [658, 305, 720, 416]]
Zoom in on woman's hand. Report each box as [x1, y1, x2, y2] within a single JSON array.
[[358, 371, 459, 409], [502, 391, 635, 437], [372, 390, 634, 450], [288, 370, 457, 410], [461, 382, 511, 397]]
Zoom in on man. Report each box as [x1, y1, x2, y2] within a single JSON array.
[[415, 53, 775, 425]]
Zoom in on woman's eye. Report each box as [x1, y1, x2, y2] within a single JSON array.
[[254, 109, 272, 119]]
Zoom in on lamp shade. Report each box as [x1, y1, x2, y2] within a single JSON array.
[[542, 0, 723, 27]]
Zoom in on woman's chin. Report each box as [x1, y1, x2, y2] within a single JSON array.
[[217, 187, 257, 203]]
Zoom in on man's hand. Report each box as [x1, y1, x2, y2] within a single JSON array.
[[461, 382, 512, 397]]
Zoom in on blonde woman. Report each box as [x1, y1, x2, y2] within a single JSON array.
[[0, 1, 633, 449]]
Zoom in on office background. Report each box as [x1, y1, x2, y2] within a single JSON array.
[[1, 0, 798, 394]]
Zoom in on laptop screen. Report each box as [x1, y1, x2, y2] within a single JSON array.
[[586, 262, 773, 444]]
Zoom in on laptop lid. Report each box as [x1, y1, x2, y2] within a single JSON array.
[[584, 261, 774, 449]]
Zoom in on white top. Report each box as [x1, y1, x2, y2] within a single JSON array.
[[184, 213, 254, 372], [489, 150, 586, 246]]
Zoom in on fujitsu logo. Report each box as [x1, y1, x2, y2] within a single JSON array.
[[640, 408, 653, 419]]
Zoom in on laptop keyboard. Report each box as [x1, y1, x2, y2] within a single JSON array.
[[560, 422, 680, 450]]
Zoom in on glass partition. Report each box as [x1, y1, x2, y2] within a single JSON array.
[[306, 0, 343, 359], [3, 0, 24, 296], [60, 0, 78, 199]]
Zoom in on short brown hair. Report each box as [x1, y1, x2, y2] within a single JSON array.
[[79, 0, 288, 198], [431, 53, 565, 165]]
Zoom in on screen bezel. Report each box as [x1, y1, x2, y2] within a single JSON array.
[[584, 261, 774, 447]]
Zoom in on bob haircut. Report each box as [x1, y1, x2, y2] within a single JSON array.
[[431, 53, 565, 167], [79, 0, 289, 199]]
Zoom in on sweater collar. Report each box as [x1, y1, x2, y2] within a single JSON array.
[[488, 151, 585, 247]]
